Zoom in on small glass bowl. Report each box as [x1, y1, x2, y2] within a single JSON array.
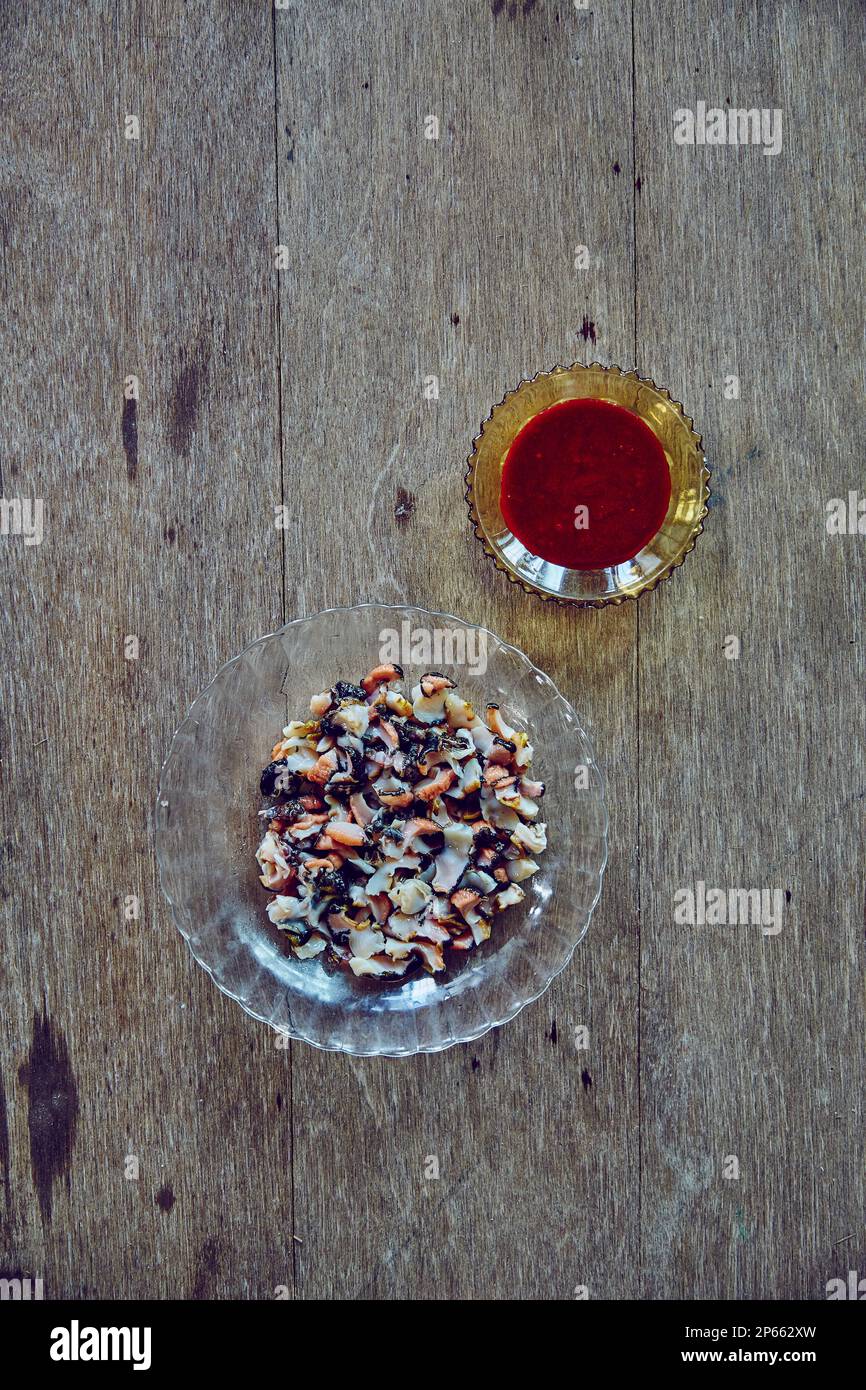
[[465, 363, 710, 607], [155, 604, 608, 1057]]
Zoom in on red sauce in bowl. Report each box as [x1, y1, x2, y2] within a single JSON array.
[[500, 398, 672, 569]]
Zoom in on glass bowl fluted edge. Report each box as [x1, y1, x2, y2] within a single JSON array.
[[465, 363, 711, 608], [154, 604, 609, 1058]]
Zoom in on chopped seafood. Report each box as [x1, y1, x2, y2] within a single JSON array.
[[255, 666, 546, 978]]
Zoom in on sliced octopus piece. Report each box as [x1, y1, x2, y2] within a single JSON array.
[[327, 821, 367, 848], [450, 930, 474, 950], [368, 892, 392, 924], [480, 793, 520, 831], [455, 757, 482, 795], [349, 953, 409, 978], [519, 776, 545, 800], [383, 688, 413, 718], [450, 888, 480, 920], [442, 820, 474, 855], [414, 916, 451, 944], [348, 925, 387, 959], [388, 877, 433, 915], [383, 937, 446, 973], [512, 733, 534, 768], [327, 909, 358, 934], [506, 857, 540, 882], [349, 791, 376, 827], [309, 690, 333, 718], [374, 779, 415, 809], [467, 913, 492, 946], [432, 845, 469, 893], [443, 690, 475, 728], [411, 684, 450, 723], [494, 786, 539, 821], [419, 672, 456, 697], [256, 829, 293, 873], [485, 704, 519, 742], [294, 933, 328, 959], [360, 663, 404, 695], [281, 749, 320, 774], [399, 817, 443, 852], [460, 868, 498, 896], [383, 910, 425, 941], [267, 894, 307, 925], [468, 717, 496, 757], [414, 768, 456, 802], [493, 882, 526, 911], [486, 736, 518, 766], [366, 862, 397, 896], [511, 821, 547, 854]]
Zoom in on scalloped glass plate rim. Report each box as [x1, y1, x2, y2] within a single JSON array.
[[154, 602, 609, 1056]]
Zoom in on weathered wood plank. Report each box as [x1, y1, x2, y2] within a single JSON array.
[[275, 0, 640, 1300], [634, 0, 865, 1299], [0, 0, 289, 1298]]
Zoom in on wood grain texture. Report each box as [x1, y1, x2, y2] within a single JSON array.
[[275, 0, 640, 1301], [634, 0, 865, 1300], [0, 0, 862, 1300], [1, 0, 292, 1300]]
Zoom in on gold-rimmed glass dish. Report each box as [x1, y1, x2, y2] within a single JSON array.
[[465, 364, 709, 607]]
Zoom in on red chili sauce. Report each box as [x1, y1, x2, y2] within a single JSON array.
[[500, 398, 671, 569]]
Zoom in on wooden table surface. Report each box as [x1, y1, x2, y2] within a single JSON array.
[[1, 0, 863, 1302]]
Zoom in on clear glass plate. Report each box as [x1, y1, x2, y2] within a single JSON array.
[[155, 604, 608, 1056]]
